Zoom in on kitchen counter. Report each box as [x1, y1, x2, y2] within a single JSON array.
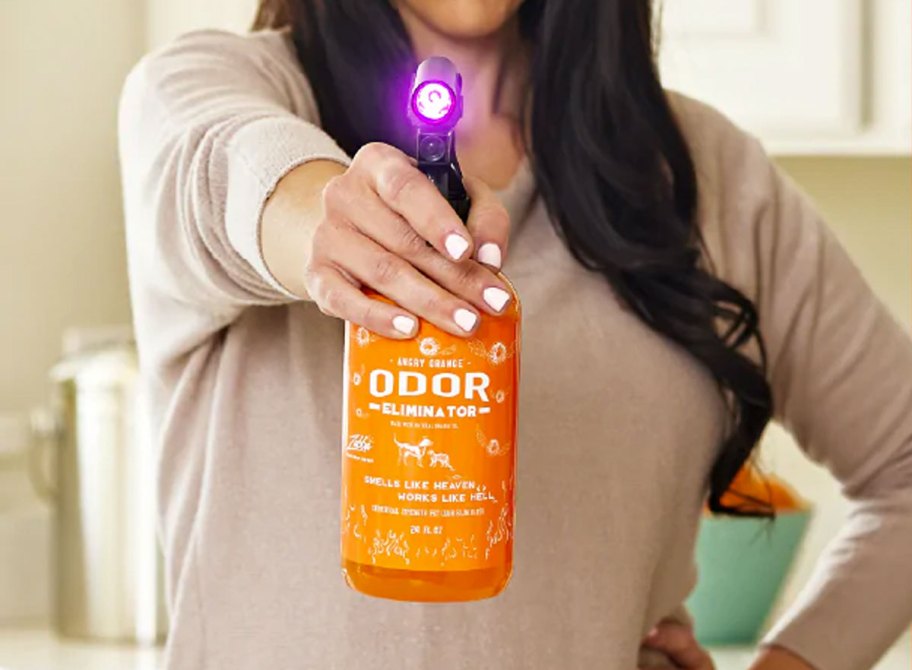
[[0, 628, 908, 669], [0, 630, 161, 670]]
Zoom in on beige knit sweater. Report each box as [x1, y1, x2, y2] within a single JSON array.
[[118, 29, 912, 670]]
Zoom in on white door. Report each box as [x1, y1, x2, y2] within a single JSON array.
[[658, 0, 863, 141]]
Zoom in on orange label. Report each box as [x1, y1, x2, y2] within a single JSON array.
[[341, 310, 519, 572]]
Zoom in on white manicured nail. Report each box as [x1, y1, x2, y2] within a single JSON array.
[[444, 233, 470, 260], [392, 315, 416, 335], [453, 308, 478, 332], [476, 243, 502, 269], [483, 287, 511, 313]]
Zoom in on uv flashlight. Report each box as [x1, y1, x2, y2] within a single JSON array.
[[408, 57, 470, 222]]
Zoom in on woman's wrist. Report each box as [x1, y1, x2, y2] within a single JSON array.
[[261, 159, 348, 298]]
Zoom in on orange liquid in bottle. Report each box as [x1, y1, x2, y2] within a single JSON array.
[[341, 285, 520, 601]]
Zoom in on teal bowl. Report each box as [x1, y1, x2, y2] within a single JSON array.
[[687, 510, 811, 646]]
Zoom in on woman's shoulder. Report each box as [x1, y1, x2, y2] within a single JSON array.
[[145, 27, 302, 74], [665, 91, 770, 184], [127, 28, 322, 124], [665, 91, 780, 223], [664, 92, 786, 287]]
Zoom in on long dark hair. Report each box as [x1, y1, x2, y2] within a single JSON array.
[[254, 0, 774, 516]]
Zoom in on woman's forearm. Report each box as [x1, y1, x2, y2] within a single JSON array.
[[261, 159, 348, 298]]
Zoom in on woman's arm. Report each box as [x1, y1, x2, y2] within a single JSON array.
[[119, 30, 351, 316], [750, 646, 815, 670], [120, 30, 511, 363], [745, 147, 912, 670], [119, 30, 361, 367], [683, 95, 912, 670], [260, 159, 346, 300]]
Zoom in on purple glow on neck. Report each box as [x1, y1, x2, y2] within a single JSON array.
[[412, 81, 454, 123]]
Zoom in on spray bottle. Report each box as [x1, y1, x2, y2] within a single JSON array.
[[340, 56, 521, 601]]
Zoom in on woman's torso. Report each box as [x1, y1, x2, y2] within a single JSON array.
[[140, 30, 728, 670]]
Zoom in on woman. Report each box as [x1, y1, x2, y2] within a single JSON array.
[[118, 1, 912, 668]]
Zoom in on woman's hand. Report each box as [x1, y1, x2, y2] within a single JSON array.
[[263, 142, 512, 339], [640, 620, 715, 670], [748, 646, 816, 670]]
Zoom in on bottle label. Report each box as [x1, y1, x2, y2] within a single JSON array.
[[342, 318, 518, 572]]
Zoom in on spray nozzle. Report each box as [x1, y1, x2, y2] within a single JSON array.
[[408, 57, 469, 221]]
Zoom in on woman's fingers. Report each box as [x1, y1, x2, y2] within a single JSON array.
[[642, 621, 715, 670], [315, 142, 514, 334], [338, 188, 512, 316], [463, 175, 510, 270], [354, 142, 473, 262], [314, 223, 482, 337], [305, 266, 418, 340], [415, 253, 513, 315]]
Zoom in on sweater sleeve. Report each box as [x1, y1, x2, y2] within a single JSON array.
[[118, 29, 351, 323], [678, 97, 912, 670]]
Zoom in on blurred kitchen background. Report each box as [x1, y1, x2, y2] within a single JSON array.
[[0, 0, 909, 668]]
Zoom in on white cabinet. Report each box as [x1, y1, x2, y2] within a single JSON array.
[[659, 0, 911, 155]]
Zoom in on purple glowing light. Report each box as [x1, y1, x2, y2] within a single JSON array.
[[412, 81, 455, 123]]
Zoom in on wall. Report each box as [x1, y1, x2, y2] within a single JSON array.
[[0, 0, 144, 415], [145, 0, 257, 49], [764, 157, 911, 621]]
